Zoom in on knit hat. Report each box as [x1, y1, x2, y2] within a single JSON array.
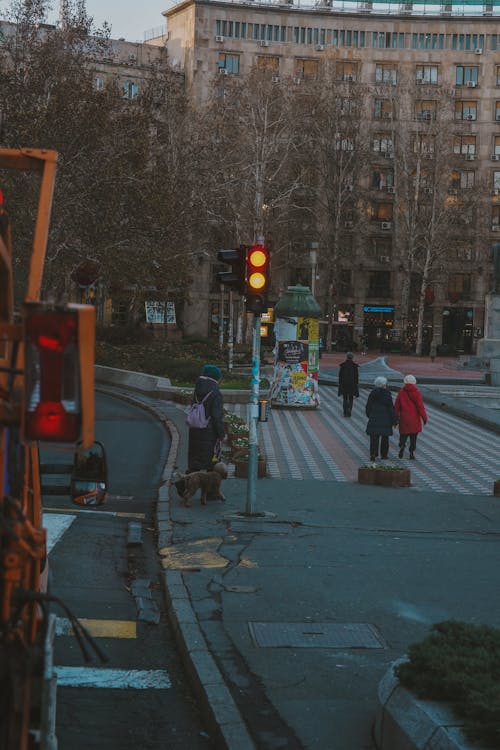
[[202, 364, 222, 381], [404, 374, 417, 385], [346, 352, 354, 359]]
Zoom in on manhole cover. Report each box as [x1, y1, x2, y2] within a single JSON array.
[[248, 622, 385, 649]]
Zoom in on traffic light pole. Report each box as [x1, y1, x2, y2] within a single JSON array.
[[245, 312, 261, 515]]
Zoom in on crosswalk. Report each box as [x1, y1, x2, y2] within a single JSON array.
[[226, 388, 500, 495]]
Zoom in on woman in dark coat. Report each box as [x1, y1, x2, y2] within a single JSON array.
[[338, 352, 359, 417], [187, 364, 225, 472], [365, 376, 398, 461], [395, 374, 427, 460]]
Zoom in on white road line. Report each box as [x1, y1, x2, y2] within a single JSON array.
[[44, 513, 76, 555], [55, 667, 171, 689]]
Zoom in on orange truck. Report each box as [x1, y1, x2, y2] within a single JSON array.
[[0, 148, 96, 750]]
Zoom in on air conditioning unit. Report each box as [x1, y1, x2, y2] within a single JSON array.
[[449, 189, 458, 195], [219, 68, 228, 75], [492, 154, 500, 161], [416, 79, 426, 85], [465, 153, 475, 161], [215, 35, 224, 42], [346, 184, 354, 192], [421, 112, 432, 121], [465, 115, 475, 121], [384, 152, 394, 159], [293, 77, 302, 85], [474, 48, 483, 54], [344, 221, 354, 228], [272, 75, 280, 83], [387, 186, 395, 194], [424, 187, 433, 194], [260, 40, 269, 47], [466, 80, 477, 88], [381, 221, 392, 229], [491, 224, 500, 231], [492, 189, 500, 196], [380, 255, 391, 262], [315, 44, 324, 51], [344, 74, 355, 82]]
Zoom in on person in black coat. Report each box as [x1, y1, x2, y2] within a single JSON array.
[[338, 352, 359, 417], [365, 376, 398, 461], [187, 364, 225, 472]]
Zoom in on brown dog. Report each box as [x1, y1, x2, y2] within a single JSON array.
[[177, 462, 228, 507]]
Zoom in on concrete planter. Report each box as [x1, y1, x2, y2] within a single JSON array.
[[493, 480, 500, 497], [358, 467, 411, 488]]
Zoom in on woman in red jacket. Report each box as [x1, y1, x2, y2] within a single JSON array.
[[395, 374, 428, 460]]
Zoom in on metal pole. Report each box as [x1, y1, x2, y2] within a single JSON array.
[[245, 313, 261, 515], [219, 284, 224, 351], [228, 290, 233, 373]]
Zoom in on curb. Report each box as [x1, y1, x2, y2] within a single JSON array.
[[374, 662, 483, 750], [96, 384, 256, 750]]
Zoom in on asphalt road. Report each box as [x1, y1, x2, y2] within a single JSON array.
[[43, 392, 213, 750]]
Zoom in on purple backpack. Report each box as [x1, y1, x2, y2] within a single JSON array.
[[185, 392, 212, 429]]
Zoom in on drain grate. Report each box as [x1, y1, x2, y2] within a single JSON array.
[[248, 621, 385, 649]]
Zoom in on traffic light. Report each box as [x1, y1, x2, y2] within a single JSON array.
[[216, 247, 246, 294], [23, 303, 95, 446], [245, 243, 269, 314]]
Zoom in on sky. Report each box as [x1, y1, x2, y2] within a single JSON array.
[[0, 1, 169, 43]]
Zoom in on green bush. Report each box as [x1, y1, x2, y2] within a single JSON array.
[[396, 620, 500, 748]]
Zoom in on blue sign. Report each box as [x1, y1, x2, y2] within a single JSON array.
[[363, 306, 394, 313]]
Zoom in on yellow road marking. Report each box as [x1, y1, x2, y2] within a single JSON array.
[[56, 617, 137, 639]]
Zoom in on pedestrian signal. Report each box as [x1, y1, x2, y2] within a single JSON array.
[[245, 244, 269, 314], [23, 303, 95, 446]]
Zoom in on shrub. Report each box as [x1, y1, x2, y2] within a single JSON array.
[[396, 620, 500, 748]]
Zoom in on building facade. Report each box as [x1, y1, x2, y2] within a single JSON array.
[[159, 0, 500, 353]]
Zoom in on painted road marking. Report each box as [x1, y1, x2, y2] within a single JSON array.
[[56, 617, 137, 639], [55, 667, 171, 689], [44, 513, 76, 555], [44, 507, 145, 519]]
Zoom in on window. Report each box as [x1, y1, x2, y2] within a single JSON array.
[[373, 134, 394, 155], [493, 136, 500, 157], [492, 205, 500, 228], [496, 66, 500, 86], [338, 270, 353, 297], [375, 64, 397, 84], [334, 134, 354, 151], [448, 273, 471, 301], [336, 62, 357, 81], [453, 135, 476, 156], [495, 102, 500, 121], [368, 238, 392, 260], [493, 171, 500, 190], [367, 270, 391, 298], [295, 58, 319, 80], [413, 135, 435, 154], [455, 101, 477, 121], [372, 169, 394, 189], [455, 66, 479, 86], [416, 65, 438, 84], [256, 55, 278, 74], [122, 81, 138, 99], [415, 100, 436, 121], [368, 202, 393, 221], [374, 99, 394, 119], [218, 53, 240, 74], [459, 170, 475, 189], [95, 76, 104, 90]]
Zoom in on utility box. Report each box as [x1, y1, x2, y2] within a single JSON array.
[[269, 285, 321, 408]]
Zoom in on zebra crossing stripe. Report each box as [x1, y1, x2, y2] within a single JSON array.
[[44, 513, 76, 554], [55, 667, 171, 689], [56, 617, 136, 639]]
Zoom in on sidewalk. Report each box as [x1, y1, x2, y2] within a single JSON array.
[[157, 396, 500, 750]]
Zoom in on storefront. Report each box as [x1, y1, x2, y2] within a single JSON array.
[[442, 308, 474, 354], [363, 305, 395, 350]]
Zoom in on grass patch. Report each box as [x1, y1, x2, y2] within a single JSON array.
[[396, 620, 500, 748]]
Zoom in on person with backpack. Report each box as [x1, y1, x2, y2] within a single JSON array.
[[187, 364, 225, 473]]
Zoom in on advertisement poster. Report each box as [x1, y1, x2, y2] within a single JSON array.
[[270, 319, 320, 408], [145, 301, 176, 325]]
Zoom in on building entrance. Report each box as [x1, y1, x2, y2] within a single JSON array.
[[363, 305, 395, 350]]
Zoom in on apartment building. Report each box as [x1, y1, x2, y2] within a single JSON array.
[[159, 0, 500, 353]]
